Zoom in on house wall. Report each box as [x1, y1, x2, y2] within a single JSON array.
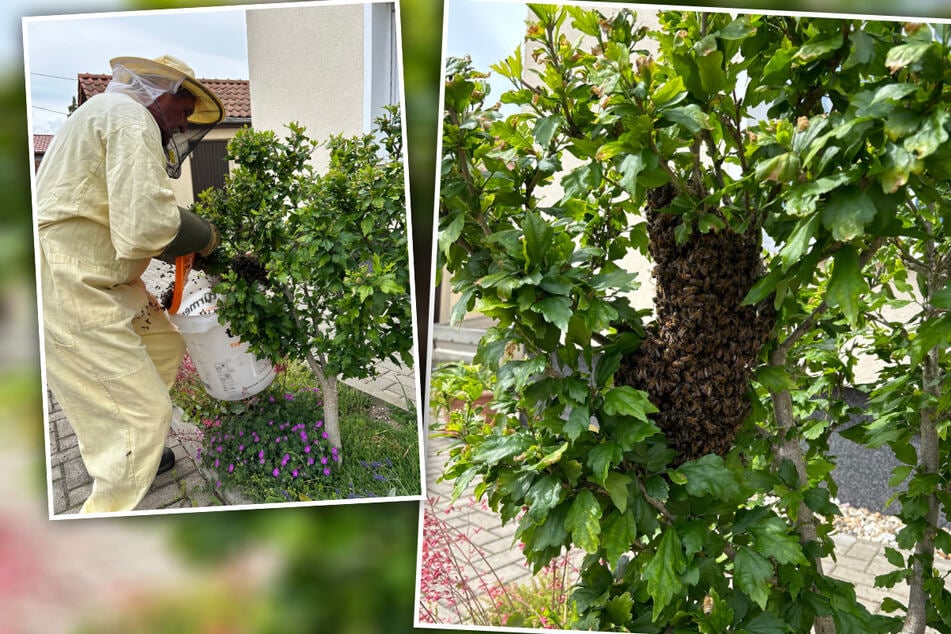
[[246, 3, 374, 172]]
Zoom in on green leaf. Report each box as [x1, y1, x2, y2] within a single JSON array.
[[885, 42, 934, 73], [602, 386, 657, 421], [533, 114, 563, 148], [879, 143, 920, 194], [904, 109, 949, 160], [826, 245, 869, 328], [932, 284, 951, 310], [644, 528, 686, 619], [820, 186, 877, 241], [605, 592, 635, 626], [743, 267, 782, 306], [617, 153, 646, 195], [883, 547, 905, 568], [565, 406, 589, 442], [734, 546, 773, 610], [473, 433, 530, 466], [755, 365, 796, 392], [522, 211, 553, 267], [566, 488, 602, 553], [601, 509, 637, 566], [662, 104, 713, 135], [524, 474, 564, 522], [604, 472, 632, 513], [562, 161, 603, 197], [675, 454, 742, 502], [652, 76, 687, 109], [587, 442, 623, 486], [779, 214, 819, 272], [742, 611, 789, 634], [756, 152, 801, 183], [695, 43, 726, 96], [533, 295, 573, 332], [748, 515, 807, 565], [843, 30, 875, 69], [795, 32, 843, 61]]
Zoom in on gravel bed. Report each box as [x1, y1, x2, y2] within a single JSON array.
[[833, 501, 904, 547], [832, 500, 951, 560]]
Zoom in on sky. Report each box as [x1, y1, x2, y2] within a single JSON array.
[[22, 4, 249, 135], [443, 0, 530, 105]]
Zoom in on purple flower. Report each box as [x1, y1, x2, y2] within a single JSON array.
[[304, 445, 312, 453], [272, 468, 280, 477], [321, 456, 329, 465], [238, 444, 245, 452], [322, 431, 329, 440], [284, 393, 294, 401], [216, 445, 223, 453], [307, 457, 315, 466], [258, 449, 265, 459], [228, 463, 235, 473], [323, 467, 331, 476], [214, 458, 220, 468], [292, 469, 299, 478], [238, 430, 244, 437], [315, 420, 323, 428]]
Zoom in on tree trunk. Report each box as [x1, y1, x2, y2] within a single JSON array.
[[902, 350, 938, 634], [306, 352, 343, 452], [769, 350, 836, 634], [902, 227, 943, 634]]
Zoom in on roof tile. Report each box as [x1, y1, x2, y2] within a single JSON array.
[[77, 73, 251, 120]]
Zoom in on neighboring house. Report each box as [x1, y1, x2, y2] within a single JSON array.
[[32, 133, 53, 171], [74, 72, 252, 205]]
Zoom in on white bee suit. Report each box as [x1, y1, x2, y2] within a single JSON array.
[[37, 92, 186, 513]]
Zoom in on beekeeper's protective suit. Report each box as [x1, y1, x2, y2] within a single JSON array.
[[36, 55, 224, 513]]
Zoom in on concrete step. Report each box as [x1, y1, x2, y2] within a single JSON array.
[[431, 322, 488, 364]]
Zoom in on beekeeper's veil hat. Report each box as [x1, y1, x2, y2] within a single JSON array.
[[107, 55, 224, 124], [106, 55, 224, 177]]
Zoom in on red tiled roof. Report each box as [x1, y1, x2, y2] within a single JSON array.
[[77, 73, 251, 120], [34, 134, 54, 153]]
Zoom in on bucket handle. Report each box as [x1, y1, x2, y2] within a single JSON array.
[[168, 253, 195, 315]]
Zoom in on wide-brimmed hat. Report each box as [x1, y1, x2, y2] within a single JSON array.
[[109, 55, 224, 125]]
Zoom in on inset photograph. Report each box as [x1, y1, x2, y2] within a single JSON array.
[[26, 0, 422, 517], [420, 0, 951, 631]]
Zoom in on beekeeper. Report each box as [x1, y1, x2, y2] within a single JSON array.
[[36, 55, 223, 513]]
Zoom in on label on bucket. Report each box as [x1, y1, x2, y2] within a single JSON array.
[[169, 272, 275, 401], [177, 273, 217, 316]]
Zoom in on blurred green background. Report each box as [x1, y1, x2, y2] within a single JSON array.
[[2, 0, 948, 632]]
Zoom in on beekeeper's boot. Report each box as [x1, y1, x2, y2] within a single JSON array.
[[157, 447, 175, 475]]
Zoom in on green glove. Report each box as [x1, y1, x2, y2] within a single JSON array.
[[160, 207, 218, 260]]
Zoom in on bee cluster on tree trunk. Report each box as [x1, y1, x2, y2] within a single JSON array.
[[616, 184, 776, 463]]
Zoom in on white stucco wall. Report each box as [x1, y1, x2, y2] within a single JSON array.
[[245, 3, 367, 172]]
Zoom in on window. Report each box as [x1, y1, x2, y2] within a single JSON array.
[[189, 140, 229, 196]]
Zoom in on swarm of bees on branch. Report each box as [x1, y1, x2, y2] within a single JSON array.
[[616, 183, 776, 463]]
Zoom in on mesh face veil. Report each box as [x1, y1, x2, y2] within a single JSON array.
[[162, 121, 215, 179]]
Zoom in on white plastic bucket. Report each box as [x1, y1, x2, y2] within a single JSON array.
[[169, 273, 275, 401]]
